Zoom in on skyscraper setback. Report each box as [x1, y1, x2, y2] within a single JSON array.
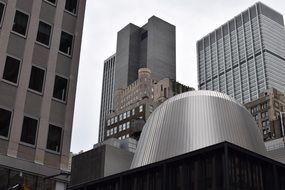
[[197, 2, 285, 104], [99, 16, 176, 142], [0, 0, 86, 188]]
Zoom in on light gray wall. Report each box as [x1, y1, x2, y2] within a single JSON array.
[[104, 144, 134, 177]]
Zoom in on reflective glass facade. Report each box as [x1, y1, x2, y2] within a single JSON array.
[[197, 2, 285, 104]]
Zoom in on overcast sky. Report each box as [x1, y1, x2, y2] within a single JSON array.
[[71, 0, 285, 153]]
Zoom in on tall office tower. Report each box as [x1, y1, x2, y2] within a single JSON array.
[[98, 16, 176, 142], [98, 54, 116, 142], [197, 2, 285, 104], [0, 0, 86, 189], [115, 16, 176, 91]]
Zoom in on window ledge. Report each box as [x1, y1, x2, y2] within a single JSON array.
[[0, 135, 9, 141], [28, 88, 44, 96], [45, 149, 61, 155], [35, 41, 50, 49], [11, 30, 27, 39], [19, 142, 36, 148], [64, 9, 77, 17], [52, 97, 67, 104], [1, 79, 18, 87], [58, 51, 72, 58]]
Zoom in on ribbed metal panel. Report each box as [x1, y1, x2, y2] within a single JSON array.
[[131, 90, 267, 168]]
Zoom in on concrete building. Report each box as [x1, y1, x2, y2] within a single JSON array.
[[98, 16, 176, 142], [104, 68, 194, 142], [0, 0, 86, 189], [244, 88, 285, 141], [70, 138, 134, 186], [98, 54, 116, 142], [114, 16, 176, 91], [197, 2, 285, 104], [69, 91, 285, 190]]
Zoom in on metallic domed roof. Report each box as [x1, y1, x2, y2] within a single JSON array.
[[131, 91, 267, 168]]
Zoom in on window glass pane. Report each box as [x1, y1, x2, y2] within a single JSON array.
[[59, 31, 73, 55], [0, 108, 12, 137], [36, 21, 51, 46], [29, 66, 45, 93], [3, 56, 21, 84], [65, 0, 77, 14], [53, 75, 68, 101], [20, 116, 38, 145], [12, 10, 29, 36], [0, 3, 4, 26], [46, 124, 62, 152]]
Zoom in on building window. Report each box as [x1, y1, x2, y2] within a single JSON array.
[[29, 66, 45, 93], [20, 116, 38, 145], [107, 119, 110, 126], [123, 123, 126, 130], [59, 31, 73, 56], [262, 120, 269, 127], [46, 124, 62, 152], [111, 118, 114, 125], [0, 108, 12, 137], [139, 105, 143, 112], [127, 111, 130, 118], [261, 112, 268, 118], [53, 75, 68, 102], [114, 127, 117, 134], [0, 2, 5, 27], [110, 128, 113, 135], [126, 134, 129, 138], [132, 109, 135, 116], [106, 130, 110, 137], [119, 114, 122, 121], [119, 125, 122, 132], [261, 102, 268, 109], [12, 10, 29, 36], [2, 56, 21, 84], [123, 112, 126, 119], [36, 21, 52, 46], [65, 0, 78, 14], [126, 122, 130, 129], [114, 116, 118, 123]]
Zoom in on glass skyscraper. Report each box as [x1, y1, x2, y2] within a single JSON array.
[[197, 2, 285, 103]]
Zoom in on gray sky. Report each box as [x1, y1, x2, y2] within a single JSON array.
[[71, 0, 285, 153]]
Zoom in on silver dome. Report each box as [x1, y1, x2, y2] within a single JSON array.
[[131, 91, 267, 168]]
